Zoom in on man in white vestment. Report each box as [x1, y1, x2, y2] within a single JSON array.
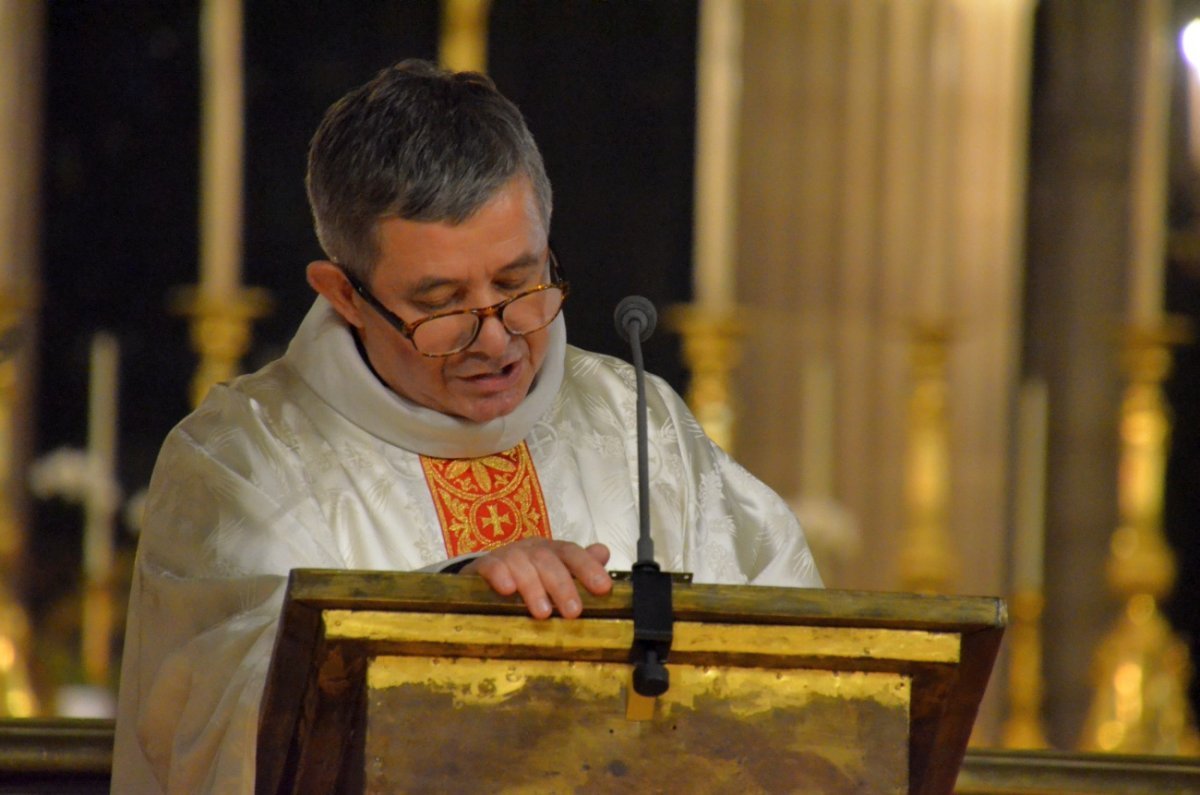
[[112, 59, 822, 793]]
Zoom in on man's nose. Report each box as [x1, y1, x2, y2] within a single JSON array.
[[468, 312, 511, 356]]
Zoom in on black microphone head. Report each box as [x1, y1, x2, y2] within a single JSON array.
[[614, 295, 658, 343]]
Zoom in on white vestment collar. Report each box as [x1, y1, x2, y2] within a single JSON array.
[[284, 297, 565, 459]]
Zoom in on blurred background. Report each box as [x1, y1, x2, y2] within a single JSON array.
[[1, 0, 1199, 760]]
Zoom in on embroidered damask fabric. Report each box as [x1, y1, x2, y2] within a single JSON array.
[[112, 298, 822, 794], [421, 442, 552, 556]]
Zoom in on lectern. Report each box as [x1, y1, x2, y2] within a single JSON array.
[[257, 571, 1004, 794]]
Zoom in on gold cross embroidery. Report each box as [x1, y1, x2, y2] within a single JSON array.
[[420, 442, 551, 557]]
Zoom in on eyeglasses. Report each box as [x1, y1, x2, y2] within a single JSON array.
[[343, 250, 569, 357]]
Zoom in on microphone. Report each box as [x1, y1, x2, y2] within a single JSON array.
[[614, 295, 657, 343], [613, 295, 672, 698]]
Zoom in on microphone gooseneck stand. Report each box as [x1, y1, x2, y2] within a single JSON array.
[[613, 296, 673, 698]]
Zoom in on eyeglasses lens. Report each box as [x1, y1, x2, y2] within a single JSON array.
[[411, 287, 565, 356]]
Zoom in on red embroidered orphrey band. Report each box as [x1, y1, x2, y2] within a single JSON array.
[[421, 441, 552, 558]]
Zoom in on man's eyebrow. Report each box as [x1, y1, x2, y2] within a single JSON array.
[[405, 255, 542, 298], [494, 256, 542, 276], [406, 275, 460, 298]]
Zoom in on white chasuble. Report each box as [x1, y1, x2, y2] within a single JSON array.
[[112, 298, 822, 794]]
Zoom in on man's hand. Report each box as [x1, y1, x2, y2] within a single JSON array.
[[460, 539, 612, 619]]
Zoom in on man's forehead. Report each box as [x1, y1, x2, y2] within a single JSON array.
[[371, 180, 547, 284]]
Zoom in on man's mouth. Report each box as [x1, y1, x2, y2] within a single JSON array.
[[459, 360, 521, 386]]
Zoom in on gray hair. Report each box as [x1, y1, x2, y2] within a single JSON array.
[[306, 59, 553, 278]]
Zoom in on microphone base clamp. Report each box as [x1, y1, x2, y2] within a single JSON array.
[[630, 562, 674, 698]]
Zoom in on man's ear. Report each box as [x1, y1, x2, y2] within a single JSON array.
[[307, 261, 365, 328]]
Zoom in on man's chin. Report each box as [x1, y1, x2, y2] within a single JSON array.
[[458, 400, 521, 423], [452, 384, 530, 423]]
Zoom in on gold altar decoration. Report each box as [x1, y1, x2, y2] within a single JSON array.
[[666, 305, 742, 453], [898, 321, 957, 595], [439, 0, 491, 74], [0, 599, 35, 716], [1002, 590, 1048, 749], [0, 289, 38, 717], [174, 288, 272, 408], [1079, 324, 1199, 754]]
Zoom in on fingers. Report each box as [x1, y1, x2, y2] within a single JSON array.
[[460, 555, 517, 596], [571, 543, 613, 596], [522, 542, 580, 619], [460, 540, 613, 620]]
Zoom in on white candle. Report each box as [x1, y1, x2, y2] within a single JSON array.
[[693, 0, 742, 309], [1128, 0, 1171, 324], [84, 333, 119, 582], [1013, 379, 1048, 592], [1183, 20, 1200, 169], [918, 2, 960, 320], [200, 0, 244, 298]]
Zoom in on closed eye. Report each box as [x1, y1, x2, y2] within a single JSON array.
[[411, 293, 463, 314], [494, 266, 543, 294], [495, 279, 534, 294]]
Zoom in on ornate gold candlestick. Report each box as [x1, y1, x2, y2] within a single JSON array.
[[1079, 324, 1199, 754], [174, 288, 272, 408], [898, 321, 957, 595]]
